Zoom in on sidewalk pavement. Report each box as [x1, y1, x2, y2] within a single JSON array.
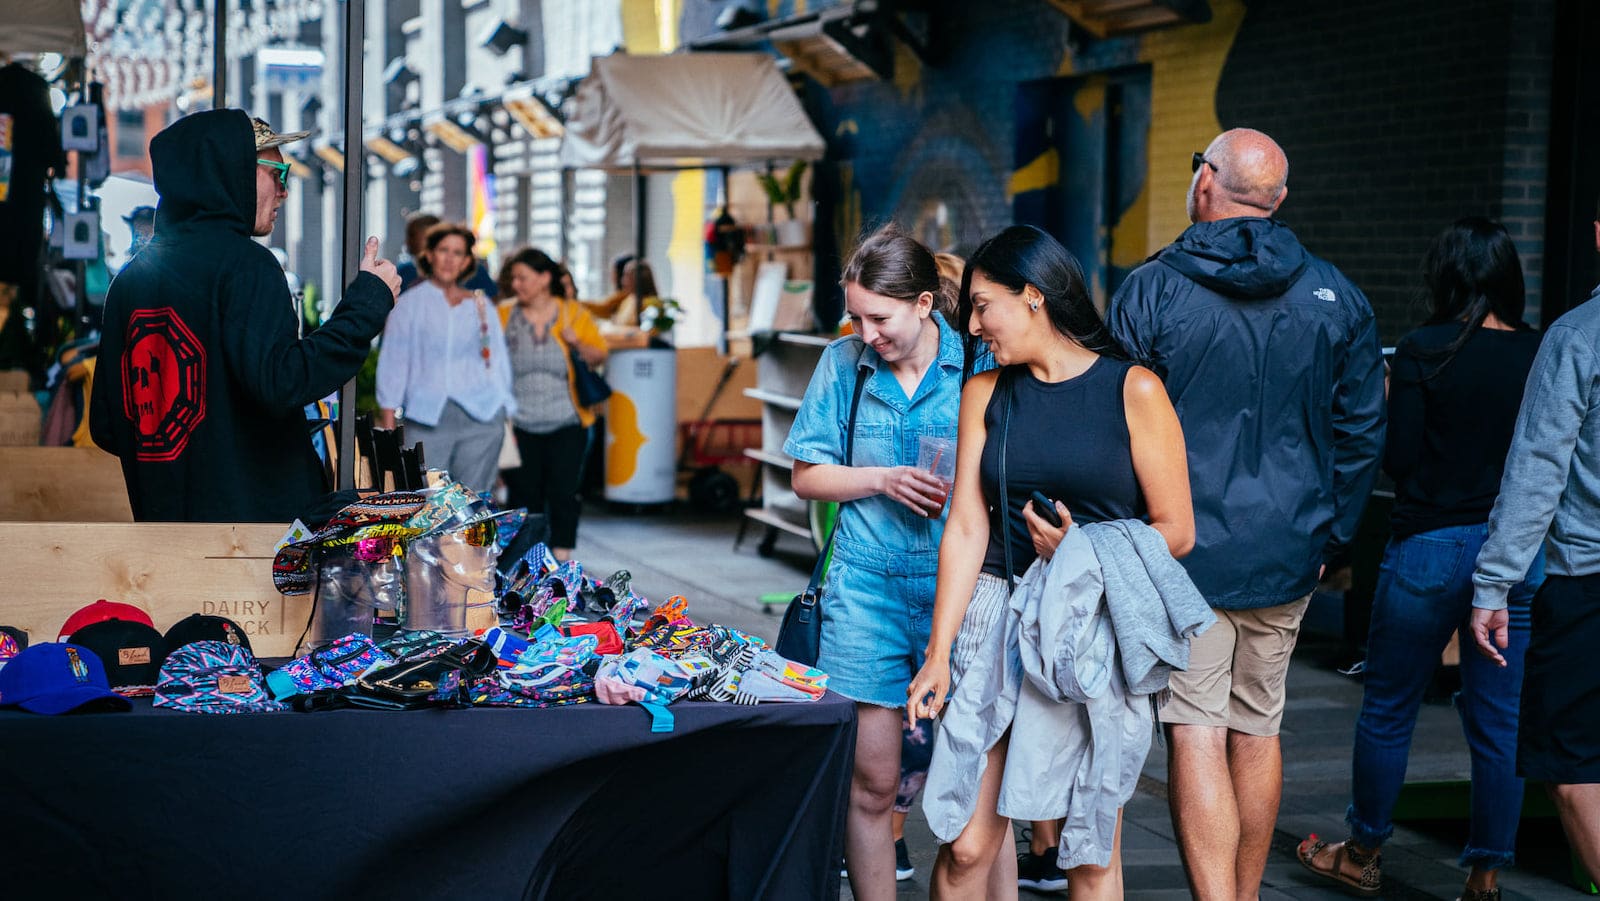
[[576, 506, 1587, 899]]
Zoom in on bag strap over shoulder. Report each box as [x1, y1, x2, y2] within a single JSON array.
[[998, 367, 1017, 591], [806, 365, 870, 589]]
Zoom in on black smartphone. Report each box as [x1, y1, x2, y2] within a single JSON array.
[[1029, 490, 1063, 528]]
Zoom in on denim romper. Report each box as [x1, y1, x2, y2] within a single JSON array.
[[783, 313, 964, 707]]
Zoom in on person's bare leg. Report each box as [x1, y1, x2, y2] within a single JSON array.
[[844, 705, 903, 901], [932, 739, 1015, 900], [1229, 731, 1282, 901], [1549, 783, 1600, 887], [892, 810, 908, 843], [1029, 818, 1062, 856], [985, 826, 1017, 899], [1463, 865, 1499, 894], [1168, 723, 1239, 900], [1063, 808, 1125, 900]]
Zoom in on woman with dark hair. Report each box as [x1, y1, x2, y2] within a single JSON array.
[[907, 225, 1194, 900], [1299, 218, 1544, 901], [784, 224, 963, 901], [607, 259, 660, 328], [376, 221, 513, 495], [494, 247, 607, 561]]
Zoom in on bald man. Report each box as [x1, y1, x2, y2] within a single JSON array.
[[1108, 129, 1386, 901]]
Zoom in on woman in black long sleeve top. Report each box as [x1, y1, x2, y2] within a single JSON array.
[[1299, 218, 1544, 900]]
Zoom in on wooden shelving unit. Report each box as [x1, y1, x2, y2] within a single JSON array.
[[736, 331, 832, 555]]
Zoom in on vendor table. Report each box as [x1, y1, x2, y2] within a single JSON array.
[[0, 693, 854, 900]]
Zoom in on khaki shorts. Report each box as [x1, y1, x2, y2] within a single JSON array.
[[1159, 594, 1311, 737]]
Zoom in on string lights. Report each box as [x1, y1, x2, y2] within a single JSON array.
[[82, 0, 326, 110]]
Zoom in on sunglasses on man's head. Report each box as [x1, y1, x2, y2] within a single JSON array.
[[256, 158, 290, 188], [1191, 152, 1218, 174]]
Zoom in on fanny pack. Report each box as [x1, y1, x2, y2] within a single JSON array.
[[294, 639, 497, 711], [470, 628, 600, 708], [267, 633, 395, 700], [688, 640, 828, 706], [595, 648, 716, 732], [376, 629, 459, 662]]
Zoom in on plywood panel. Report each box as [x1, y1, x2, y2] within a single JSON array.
[[0, 446, 133, 521], [0, 522, 308, 658], [0, 392, 41, 446], [676, 347, 760, 422]]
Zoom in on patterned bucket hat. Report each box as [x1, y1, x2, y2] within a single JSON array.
[[154, 641, 285, 714], [252, 116, 311, 150], [272, 492, 428, 595]]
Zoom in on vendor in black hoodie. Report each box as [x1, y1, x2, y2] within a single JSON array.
[[90, 110, 401, 521], [1107, 128, 1385, 901]]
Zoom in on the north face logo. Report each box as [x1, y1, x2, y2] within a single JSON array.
[[1314, 288, 1337, 303]]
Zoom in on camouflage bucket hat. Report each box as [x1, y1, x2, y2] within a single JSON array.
[[252, 116, 311, 151]]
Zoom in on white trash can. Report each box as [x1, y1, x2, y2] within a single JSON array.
[[604, 347, 677, 504]]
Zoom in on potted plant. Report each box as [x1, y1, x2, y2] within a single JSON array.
[[639, 296, 684, 344], [758, 160, 808, 246]]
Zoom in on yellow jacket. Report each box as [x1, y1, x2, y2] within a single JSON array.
[[497, 299, 608, 428]]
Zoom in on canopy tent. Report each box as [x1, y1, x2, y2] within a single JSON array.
[[560, 52, 825, 170], [4, 0, 87, 56]]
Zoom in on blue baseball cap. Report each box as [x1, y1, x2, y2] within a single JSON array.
[[0, 642, 132, 715]]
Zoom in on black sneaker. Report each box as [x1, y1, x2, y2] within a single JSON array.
[[1017, 848, 1069, 892], [895, 837, 915, 881]]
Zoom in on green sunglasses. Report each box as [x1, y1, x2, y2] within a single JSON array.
[[256, 158, 291, 187]]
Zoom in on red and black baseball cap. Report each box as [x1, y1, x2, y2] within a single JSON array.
[[58, 600, 154, 641], [67, 619, 167, 697]]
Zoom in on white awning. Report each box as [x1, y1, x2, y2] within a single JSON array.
[[559, 52, 825, 171], [4, 0, 87, 56]]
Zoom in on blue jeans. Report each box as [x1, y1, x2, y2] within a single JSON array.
[[1347, 523, 1543, 870]]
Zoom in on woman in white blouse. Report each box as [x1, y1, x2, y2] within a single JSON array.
[[375, 222, 515, 494]]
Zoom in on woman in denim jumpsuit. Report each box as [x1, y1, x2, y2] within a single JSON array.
[[784, 227, 963, 901]]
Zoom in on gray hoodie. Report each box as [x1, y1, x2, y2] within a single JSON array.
[[1473, 284, 1600, 609]]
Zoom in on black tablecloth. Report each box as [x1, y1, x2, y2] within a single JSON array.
[[0, 694, 855, 900]]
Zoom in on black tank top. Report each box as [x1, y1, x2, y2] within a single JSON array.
[[979, 358, 1145, 577]]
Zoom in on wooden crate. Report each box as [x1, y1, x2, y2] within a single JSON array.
[[0, 521, 309, 657], [0, 390, 41, 446], [0, 446, 133, 521]]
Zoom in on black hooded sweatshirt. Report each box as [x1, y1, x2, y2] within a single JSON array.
[[90, 109, 393, 521]]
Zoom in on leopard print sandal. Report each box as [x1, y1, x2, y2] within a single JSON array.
[[1296, 834, 1382, 897]]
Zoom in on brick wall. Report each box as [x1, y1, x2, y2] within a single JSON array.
[[1213, 0, 1550, 338], [786, 0, 1552, 340]]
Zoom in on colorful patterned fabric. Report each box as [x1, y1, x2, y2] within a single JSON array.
[[403, 481, 492, 534], [628, 618, 715, 659], [596, 648, 715, 707], [267, 633, 394, 700], [558, 621, 623, 656], [603, 571, 652, 634], [483, 627, 531, 668], [542, 560, 590, 606], [468, 629, 599, 706], [468, 675, 593, 708], [155, 641, 285, 714], [272, 492, 428, 595], [688, 645, 827, 705], [375, 629, 458, 662]]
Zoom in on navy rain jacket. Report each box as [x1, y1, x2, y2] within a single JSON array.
[[1108, 217, 1385, 610]]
